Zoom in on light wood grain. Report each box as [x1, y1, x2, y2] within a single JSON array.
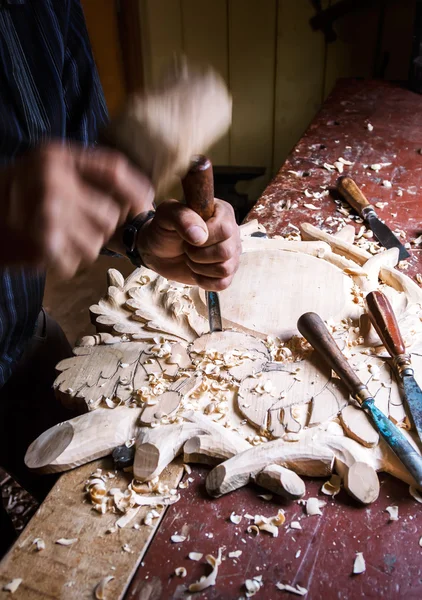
[[0, 458, 183, 600]]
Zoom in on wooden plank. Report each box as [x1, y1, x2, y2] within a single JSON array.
[[273, 0, 327, 173], [81, 0, 126, 116], [229, 0, 277, 203], [0, 459, 183, 600], [181, 0, 229, 165], [139, 0, 183, 88]]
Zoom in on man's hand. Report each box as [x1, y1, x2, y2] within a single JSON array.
[[0, 142, 154, 277], [137, 198, 241, 291]]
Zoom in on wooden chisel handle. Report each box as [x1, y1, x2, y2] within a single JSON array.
[[366, 291, 406, 358], [297, 312, 369, 400], [337, 176, 373, 216], [182, 155, 215, 221]]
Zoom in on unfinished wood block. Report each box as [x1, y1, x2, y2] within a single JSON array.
[[206, 438, 334, 497], [183, 435, 241, 466], [254, 464, 305, 500], [340, 405, 379, 448], [344, 461, 380, 504], [25, 407, 141, 474]]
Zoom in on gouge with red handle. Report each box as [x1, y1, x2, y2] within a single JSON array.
[[182, 155, 222, 332], [337, 176, 410, 260], [366, 290, 422, 444]]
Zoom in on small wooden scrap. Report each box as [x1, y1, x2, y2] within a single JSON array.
[[385, 505, 399, 521], [94, 576, 115, 599], [3, 579, 23, 594], [175, 567, 187, 578], [32, 537, 45, 551], [188, 547, 223, 592], [55, 538, 78, 546], [188, 552, 203, 561], [244, 575, 263, 597], [230, 512, 242, 524], [171, 534, 186, 543], [304, 497, 326, 516], [353, 552, 366, 574], [276, 582, 308, 596], [290, 521, 302, 530], [321, 474, 341, 497], [228, 550, 242, 558]]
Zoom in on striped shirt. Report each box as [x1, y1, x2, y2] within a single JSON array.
[[0, 0, 108, 386]]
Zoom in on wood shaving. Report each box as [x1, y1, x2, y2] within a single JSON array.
[[353, 552, 366, 574], [228, 550, 242, 558], [276, 582, 308, 596], [290, 521, 302, 530], [385, 505, 399, 521], [321, 474, 342, 497], [188, 552, 203, 561], [175, 567, 187, 577], [415, 274, 422, 285], [188, 547, 223, 592], [305, 498, 326, 516], [323, 162, 336, 171], [375, 202, 388, 209], [304, 203, 320, 211], [171, 534, 186, 543], [32, 537, 45, 551], [94, 576, 115, 599], [116, 506, 141, 528], [370, 162, 391, 171], [409, 486, 422, 503], [55, 538, 78, 546], [295, 550, 301, 558], [382, 180, 392, 188], [334, 161, 344, 173], [338, 157, 354, 165], [419, 536, 422, 547], [122, 543, 132, 553], [3, 579, 23, 594], [244, 575, 263, 597], [247, 525, 260, 535], [230, 512, 242, 524], [366, 123, 374, 131], [257, 494, 273, 501]]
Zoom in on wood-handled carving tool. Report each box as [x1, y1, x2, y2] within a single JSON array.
[[297, 311, 422, 487], [182, 155, 222, 332], [337, 176, 410, 260], [366, 290, 422, 443]]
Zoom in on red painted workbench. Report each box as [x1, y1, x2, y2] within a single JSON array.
[[125, 80, 422, 600]]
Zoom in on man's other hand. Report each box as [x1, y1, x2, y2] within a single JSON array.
[[0, 142, 154, 277], [137, 198, 241, 291]]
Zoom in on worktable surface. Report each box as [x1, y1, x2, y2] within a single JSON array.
[[2, 79, 422, 600], [126, 79, 422, 600]]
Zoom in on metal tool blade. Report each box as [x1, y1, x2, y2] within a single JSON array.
[[363, 398, 422, 487], [402, 374, 422, 443], [206, 291, 222, 333], [365, 211, 410, 260]]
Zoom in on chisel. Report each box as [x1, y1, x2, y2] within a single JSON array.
[[366, 290, 422, 444], [297, 311, 422, 487], [337, 176, 410, 260], [182, 155, 222, 332]]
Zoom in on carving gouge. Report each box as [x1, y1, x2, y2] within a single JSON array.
[[337, 176, 410, 260], [366, 290, 422, 443], [182, 155, 222, 333], [297, 311, 422, 487]]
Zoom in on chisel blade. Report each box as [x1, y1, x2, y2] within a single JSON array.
[[402, 374, 422, 443], [206, 291, 223, 333], [365, 211, 410, 260]]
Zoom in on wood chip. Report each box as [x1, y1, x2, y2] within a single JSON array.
[[385, 505, 399, 521], [228, 550, 242, 558], [353, 552, 366, 574], [230, 512, 242, 524], [175, 567, 187, 577], [3, 579, 23, 594], [304, 203, 320, 211], [290, 521, 302, 530], [171, 534, 186, 543], [244, 575, 263, 597], [116, 506, 141, 528], [305, 497, 326, 516], [94, 576, 115, 599], [189, 552, 203, 561], [276, 582, 308, 596], [55, 538, 78, 546], [32, 537, 45, 551], [409, 486, 422, 503], [257, 494, 273, 501], [188, 547, 223, 592]]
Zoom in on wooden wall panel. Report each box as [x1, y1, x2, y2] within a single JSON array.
[[181, 0, 230, 164], [273, 0, 327, 172], [228, 0, 277, 200], [139, 0, 183, 88], [81, 0, 126, 116]]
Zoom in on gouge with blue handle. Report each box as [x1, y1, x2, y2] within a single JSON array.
[[366, 290, 422, 445], [297, 311, 422, 487]]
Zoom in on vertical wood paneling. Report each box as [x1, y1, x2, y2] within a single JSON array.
[[323, 1, 381, 98], [139, 0, 183, 88], [273, 0, 326, 172], [229, 0, 277, 201], [181, 0, 229, 164]]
